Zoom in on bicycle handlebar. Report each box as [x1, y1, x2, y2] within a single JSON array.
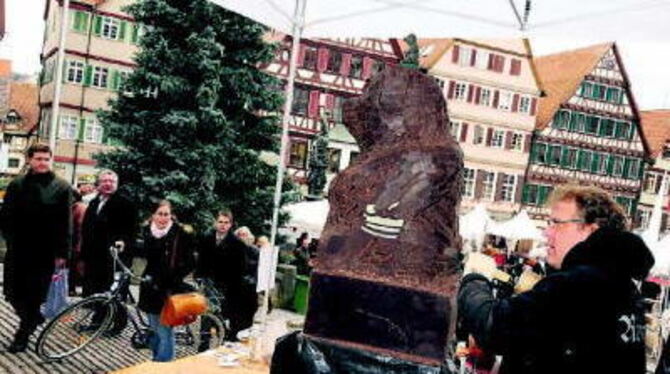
[[110, 244, 151, 283]]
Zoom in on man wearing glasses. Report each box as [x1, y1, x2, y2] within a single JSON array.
[[457, 185, 653, 374]]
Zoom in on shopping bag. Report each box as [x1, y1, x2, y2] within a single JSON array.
[[41, 269, 69, 319]]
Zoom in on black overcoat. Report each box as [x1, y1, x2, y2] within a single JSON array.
[[80, 192, 137, 295], [0, 171, 72, 307], [137, 224, 195, 314]]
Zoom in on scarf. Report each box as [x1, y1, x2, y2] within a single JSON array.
[[150, 221, 173, 239]]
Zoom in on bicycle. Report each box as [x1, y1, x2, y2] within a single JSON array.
[[35, 245, 226, 361]]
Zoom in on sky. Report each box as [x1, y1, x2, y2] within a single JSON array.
[[2, 0, 670, 110]]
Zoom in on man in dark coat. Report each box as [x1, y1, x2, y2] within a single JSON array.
[[195, 209, 251, 341], [0, 143, 72, 352], [80, 170, 137, 296], [458, 185, 654, 374]]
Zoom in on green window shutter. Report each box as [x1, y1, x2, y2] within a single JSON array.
[[80, 12, 90, 33], [522, 184, 530, 204], [119, 21, 127, 41], [131, 24, 139, 44], [94, 16, 103, 36], [577, 150, 586, 170], [111, 70, 120, 90], [591, 153, 601, 173], [639, 161, 646, 179], [569, 113, 579, 131], [71, 11, 79, 31], [83, 65, 93, 86], [77, 118, 86, 141], [606, 154, 614, 175], [622, 158, 631, 179], [560, 146, 570, 168], [538, 186, 550, 206]]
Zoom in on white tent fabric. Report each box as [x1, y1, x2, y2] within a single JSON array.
[[650, 234, 670, 278], [282, 199, 330, 237], [459, 203, 494, 252], [486, 209, 543, 241], [211, 0, 670, 41]]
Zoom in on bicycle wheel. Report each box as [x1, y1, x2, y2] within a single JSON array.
[[36, 296, 114, 360], [176, 312, 226, 354]]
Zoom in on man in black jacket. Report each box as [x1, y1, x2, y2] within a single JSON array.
[[80, 170, 137, 296], [0, 143, 72, 352], [458, 185, 654, 374], [195, 209, 252, 342]]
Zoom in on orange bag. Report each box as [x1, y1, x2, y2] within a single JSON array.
[[160, 292, 208, 326]]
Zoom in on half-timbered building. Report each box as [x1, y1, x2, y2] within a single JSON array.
[[525, 43, 651, 221], [262, 34, 402, 183], [418, 39, 542, 219], [638, 110, 670, 232]]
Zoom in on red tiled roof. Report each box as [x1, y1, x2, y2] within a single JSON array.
[[640, 110, 670, 158], [533, 43, 613, 130], [8, 82, 39, 132]]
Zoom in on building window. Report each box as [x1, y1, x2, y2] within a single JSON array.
[[66, 61, 85, 84], [639, 210, 652, 229], [523, 184, 539, 205], [475, 51, 489, 70], [328, 149, 341, 173], [511, 132, 524, 151], [616, 121, 631, 139], [555, 110, 570, 129], [606, 87, 621, 103], [579, 150, 593, 171], [292, 87, 309, 116], [8, 158, 20, 168], [449, 121, 461, 139], [479, 88, 492, 106], [288, 140, 308, 169], [482, 171, 496, 201], [473, 125, 485, 145], [84, 118, 103, 143], [454, 83, 467, 101], [627, 159, 640, 178], [599, 118, 616, 137], [498, 92, 512, 111], [325, 50, 342, 74], [500, 174, 516, 202], [92, 66, 109, 88], [518, 96, 531, 114], [490, 130, 505, 148], [303, 47, 318, 70], [532, 143, 547, 164], [612, 156, 624, 177], [585, 116, 599, 135], [463, 168, 475, 198], [332, 95, 345, 123], [349, 55, 363, 79], [565, 148, 578, 169], [580, 81, 593, 98], [59, 115, 79, 140], [458, 47, 473, 66], [101, 17, 120, 40], [644, 173, 658, 193]]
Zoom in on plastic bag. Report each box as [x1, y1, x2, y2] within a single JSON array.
[[41, 269, 69, 319]]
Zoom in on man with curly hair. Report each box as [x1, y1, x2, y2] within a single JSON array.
[[458, 185, 654, 374]]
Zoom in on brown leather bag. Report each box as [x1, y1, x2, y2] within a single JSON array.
[[159, 229, 207, 327]]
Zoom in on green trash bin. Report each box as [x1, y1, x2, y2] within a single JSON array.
[[293, 275, 310, 315]]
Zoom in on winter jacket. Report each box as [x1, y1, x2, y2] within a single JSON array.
[[137, 224, 195, 314], [458, 227, 654, 374], [0, 171, 72, 307]]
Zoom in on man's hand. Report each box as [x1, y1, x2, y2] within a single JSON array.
[[55, 257, 67, 268], [114, 240, 125, 252], [463, 252, 498, 281]]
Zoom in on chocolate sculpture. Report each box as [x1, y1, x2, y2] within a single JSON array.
[[303, 65, 464, 366]]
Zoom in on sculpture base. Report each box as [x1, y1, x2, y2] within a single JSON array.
[[304, 272, 451, 364]]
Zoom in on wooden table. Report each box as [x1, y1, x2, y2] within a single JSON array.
[[113, 345, 270, 374]]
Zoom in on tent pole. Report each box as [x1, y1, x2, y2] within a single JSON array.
[[257, 0, 306, 357]]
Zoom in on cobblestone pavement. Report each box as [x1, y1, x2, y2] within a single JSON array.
[[0, 283, 303, 373]]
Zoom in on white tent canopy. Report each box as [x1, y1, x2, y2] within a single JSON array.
[[486, 209, 543, 241], [211, 0, 670, 41], [282, 199, 330, 237], [650, 234, 670, 278], [459, 203, 493, 241]]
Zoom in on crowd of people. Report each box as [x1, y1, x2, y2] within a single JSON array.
[[0, 143, 292, 362]]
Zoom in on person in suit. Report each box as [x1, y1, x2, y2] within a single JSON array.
[[195, 209, 252, 342], [80, 170, 138, 296]]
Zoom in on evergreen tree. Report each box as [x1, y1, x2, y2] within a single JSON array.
[[307, 120, 329, 198], [96, 0, 294, 234]]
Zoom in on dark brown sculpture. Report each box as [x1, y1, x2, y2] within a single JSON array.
[[304, 65, 464, 365]]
